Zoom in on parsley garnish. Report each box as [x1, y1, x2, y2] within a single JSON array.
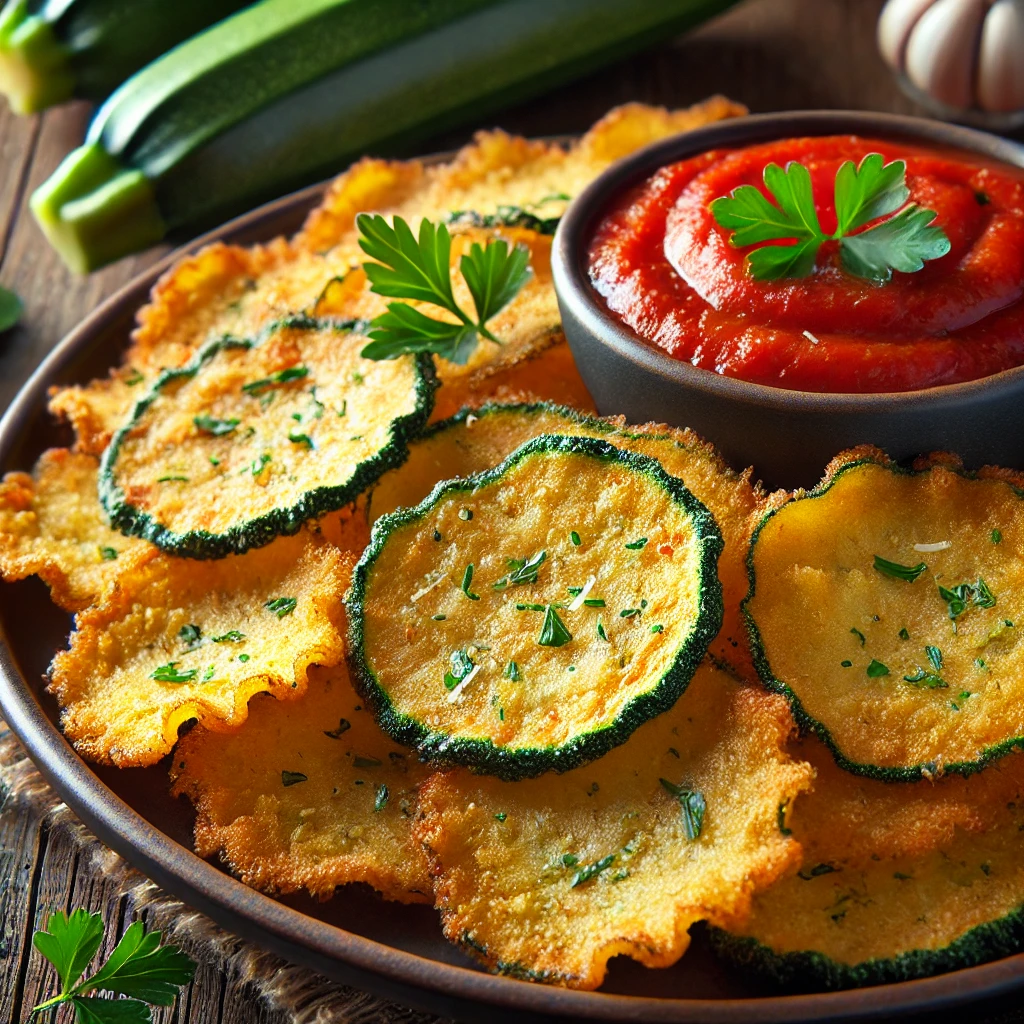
[[0, 285, 21, 332], [874, 555, 928, 582], [992, 529, 1003, 544], [30, 908, 195, 1023], [710, 153, 950, 282], [98, 546, 118, 561], [193, 414, 239, 436], [624, 537, 648, 550], [151, 662, 197, 683], [202, 665, 215, 682], [356, 214, 532, 363], [850, 627, 866, 646], [620, 608, 642, 619], [866, 659, 890, 678], [571, 854, 616, 888], [926, 645, 943, 671], [660, 779, 707, 840], [444, 649, 475, 690], [899, 627, 910, 640], [494, 812, 507, 822], [211, 630, 245, 643], [250, 453, 272, 476], [374, 784, 389, 812], [939, 579, 996, 619], [123, 368, 144, 387], [324, 718, 351, 739], [288, 431, 314, 449], [650, 624, 664, 634], [561, 853, 579, 867], [282, 771, 307, 786], [841, 659, 852, 667], [597, 620, 608, 641], [904, 668, 948, 689], [504, 660, 520, 682], [461, 564, 480, 600], [238, 653, 250, 663], [493, 551, 546, 589], [538, 604, 572, 647], [157, 475, 188, 483], [265, 596, 297, 618], [178, 624, 202, 650], [584, 598, 605, 608], [570, 530, 581, 546], [242, 366, 309, 394]]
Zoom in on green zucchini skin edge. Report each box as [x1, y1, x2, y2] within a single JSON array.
[[706, 907, 1024, 991], [744, 452, 1024, 783], [349, 432, 725, 781], [98, 315, 436, 560]]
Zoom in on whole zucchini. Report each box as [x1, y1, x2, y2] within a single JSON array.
[[0, 0, 251, 114], [32, 0, 738, 272]]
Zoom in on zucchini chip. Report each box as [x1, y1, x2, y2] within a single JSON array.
[[101, 317, 435, 559], [171, 662, 432, 903], [715, 739, 1024, 988], [370, 402, 761, 678], [0, 448, 148, 611], [415, 662, 812, 989], [49, 532, 349, 767], [747, 447, 1024, 779], [350, 434, 723, 779]]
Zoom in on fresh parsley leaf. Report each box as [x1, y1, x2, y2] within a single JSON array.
[[99, 547, 118, 561], [33, 909, 104, 995], [833, 153, 909, 235], [211, 630, 245, 643], [461, 564, 479, 601], [31, 911, 195, 1023], [504, 660, 520, 681], [571, 854, 616, 888], [904, 668, 948, 689], [264, 596, 296, 618], [493, 551, 546, 589], [873, 555, 927, 582], [840, 203, 951, 283], [356, 214, 532, 365], [178, 624, 202, 650], [241, 366, 309, 395], [193, 415, 239, 436], [444, 648, 475, 690], [0, 284, 22, 333], [538, 604, 572, 647], [926, 645, 943, 671], [288, 431, 315, 449], [659, 779, 707, 840], [150, 662, 197, 684], [866, 659, 890, 678], [710, 153, 950, 282]]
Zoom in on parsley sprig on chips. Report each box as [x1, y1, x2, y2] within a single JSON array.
[[710, 153, 951, 282], [356, 213, 532, 364], [30, 908, 195, 1022]]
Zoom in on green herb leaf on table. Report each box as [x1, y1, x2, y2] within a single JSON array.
[[710, 154, 951, 283], [31, 910, 195, 1023], [356, 214, 532, 364], [0, 285, 22, 333]]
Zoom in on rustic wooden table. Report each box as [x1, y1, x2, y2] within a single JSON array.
[[0, 1, 991, 1021]]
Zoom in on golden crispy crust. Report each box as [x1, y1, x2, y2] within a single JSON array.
[[0, 449, 149, 610], [414, 663, 811, 988], [171, 662, 432, 903], [49, 534, 350, 767]]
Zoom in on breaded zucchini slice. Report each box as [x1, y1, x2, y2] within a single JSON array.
[[370, 402, 761, 678], [747, 447, 1024, 780], [100, 317, 435, 559], [171, 662, 432, 903], [414, 662, 812, 989], [714, 740, 1024, 988], [0, 448, 148, 611], [349, 434, 723, 779], [49, 532, 349, 767]]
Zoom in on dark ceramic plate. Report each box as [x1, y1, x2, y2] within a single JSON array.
[[2, 154, 1024, 1024]]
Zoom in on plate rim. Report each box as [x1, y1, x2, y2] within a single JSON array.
[[2, 140, 1024, 1023]]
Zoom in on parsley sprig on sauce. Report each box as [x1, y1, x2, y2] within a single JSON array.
[[710, 153, 951, 282], [356, 214, 533, 364]]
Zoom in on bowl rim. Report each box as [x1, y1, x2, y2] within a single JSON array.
[[2, 139, 1024, 1024], [553, 109, 1024, 411]]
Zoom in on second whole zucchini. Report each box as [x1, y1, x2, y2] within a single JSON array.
[[31, 0, 739, 272]]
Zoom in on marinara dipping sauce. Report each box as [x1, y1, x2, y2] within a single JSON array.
[[587, 135, 1024, 393]]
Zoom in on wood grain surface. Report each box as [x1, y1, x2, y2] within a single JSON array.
[[0, 2, 1011, 1021]]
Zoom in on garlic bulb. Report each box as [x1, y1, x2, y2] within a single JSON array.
[[879, 0, 1024, 119]]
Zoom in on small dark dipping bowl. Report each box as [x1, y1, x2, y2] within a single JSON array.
[[552, 111, 1024, 490]]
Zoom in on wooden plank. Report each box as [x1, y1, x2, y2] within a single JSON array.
[[0, 101, 169, 415], [0, 104, 38, 265]]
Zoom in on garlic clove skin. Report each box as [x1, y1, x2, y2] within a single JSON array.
[[904, 0, 989, 109], [977, 0, 1024, 112], [877, 0, 938, 71]]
